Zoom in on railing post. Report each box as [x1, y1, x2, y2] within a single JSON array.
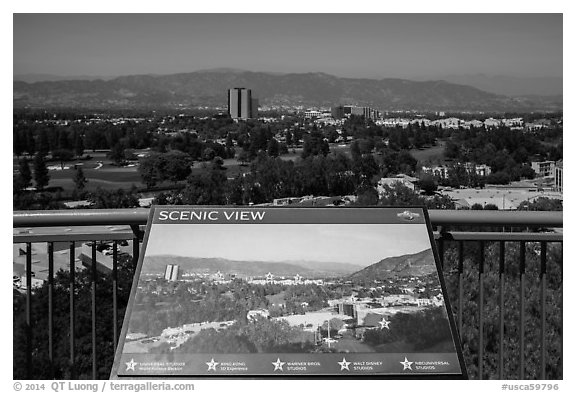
[[91, 243, 97, 379], [457, 241, 464, 338], [69, 241, 75, 379], [519, 241, 526, 379], [499, 241, 505, 379], [113, 242, 118, 350], [132, 233, 140, 270], [478, 240, 485, 380], [540, 242, 547, 380], [25, 242, 32, 379], [48, 242, 54, 379]]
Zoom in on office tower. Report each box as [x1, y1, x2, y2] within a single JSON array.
[[164, 264, 180, 282], [228, 88, 258, 119]]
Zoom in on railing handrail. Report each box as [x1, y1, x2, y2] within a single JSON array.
[[13, 208, 563, 228]]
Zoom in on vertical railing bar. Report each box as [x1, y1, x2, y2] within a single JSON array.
[[520, 241, 526, 379], [499, 241, 505, 379], [478, 240, 485, 380], [437, 237, 444, 270], [91, 242, 97, 379], [69, 241, 75, 379], [25, 242, 32, 379], [457, 241, 464, 338], [560, 242, 563, 379], [113, 241, 118, 350], [540, 242, 547, 380], [132, 236, 140, 270], [48, 242, 54, 379]]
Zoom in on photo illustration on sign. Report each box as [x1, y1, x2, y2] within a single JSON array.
[[111, 206, 467, 378]]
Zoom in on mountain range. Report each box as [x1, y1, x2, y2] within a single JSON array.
[[13, 70, 562, 111], [431, 74, 562, 97], [142, 248, 437, 281], [142, 255, 361, 278], [348, 248, 437, 282]]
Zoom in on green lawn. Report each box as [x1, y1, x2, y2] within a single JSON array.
[[408, 141, 446, 165]]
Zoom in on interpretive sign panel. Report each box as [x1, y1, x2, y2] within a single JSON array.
[[111, 206, 467, 378]]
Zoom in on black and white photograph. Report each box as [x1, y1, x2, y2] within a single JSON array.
[[11, 7, 564, 385]]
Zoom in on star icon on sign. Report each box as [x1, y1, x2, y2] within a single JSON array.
[[400, 357, 413, 371], [272, 357, 285, 371], [379, 319, 391, 329], [125, 358, 137, 371], [206, 358, 219, 371], [338, 357, 351, 371]]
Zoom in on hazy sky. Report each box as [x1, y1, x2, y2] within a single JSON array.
[[13, 14, 562, 79], [144, 224, 433, 266]]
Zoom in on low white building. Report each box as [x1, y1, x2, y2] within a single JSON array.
[[377, 177, 415, 194]]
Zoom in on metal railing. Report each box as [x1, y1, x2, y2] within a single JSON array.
[[13, 209, 563, 380]]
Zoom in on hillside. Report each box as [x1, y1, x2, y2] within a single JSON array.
[[13, 70, 561, 111], [141, 255, 359, 278], [348, 248, 437, 281]]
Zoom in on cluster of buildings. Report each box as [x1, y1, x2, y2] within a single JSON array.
[[227, 88, 559, 137], [377, 174, 419, 193], [302, 105, 382, 121], [164, 266, 326, 287], [247, 272, 324, 286], [328, 291, 444, 328], [421, 163, 492, 179], [375, 116, 525, 130], [528, 159, 563, 192], [442, 185, 563, 210], [330, 105, 382, 120]]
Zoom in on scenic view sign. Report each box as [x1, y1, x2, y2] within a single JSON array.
[[111, 206, 466, 378]]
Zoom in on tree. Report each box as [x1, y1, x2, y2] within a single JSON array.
[[350, 141, 362, 161], [302, 131, 329, 158], [74, 166, 88, 192], [13, 253, 136, 379], [181, 169, 228, 205], [211, 156, 225, 171], [164, 151, 193, 184], [36, 129, 50, 157], [33, 153, 50, 191], [52, 149, 74, 169], [88, 188, 140, 208], [16, 158, 32, 191], [238, 149, 250, 165], [108, 143, 126, 165], [378, 182, 455, 209], [518, 197, 562, 211], [352, 154, 379, 181], [138, 153, 163, 189], [267, 138, 280, 158], [419, 175, 437, 195], [285, 131, 293, 146], [14, 130, 26, 157], [444, 141, 460, 159], [202, 147, 217, 161], [73, 131, 84, 157], [356, 184, 379, 206]]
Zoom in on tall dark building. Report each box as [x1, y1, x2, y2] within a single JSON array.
[[228, 88, 258, 119], [331, 105, 345, 119]]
